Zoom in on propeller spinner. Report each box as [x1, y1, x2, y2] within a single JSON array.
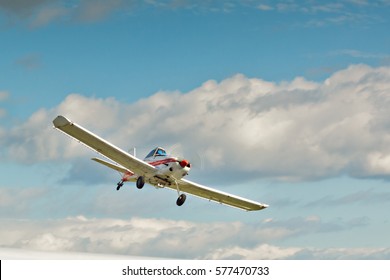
[[179, 159, 191, 168]]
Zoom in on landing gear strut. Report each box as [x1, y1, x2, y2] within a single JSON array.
[[136, 176, 145, 189], [116, 180, 124, 191], [172, 177, 186, 206], [176, 193, 186, 206]]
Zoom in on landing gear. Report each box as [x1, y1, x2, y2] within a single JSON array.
[[172, 177, 186, 206], [176, 193, 186, 206], [116, 180, 124, 191], [136, 176, 145, 189]]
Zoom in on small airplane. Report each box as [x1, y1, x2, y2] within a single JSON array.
[[53, 115, 268, 211]]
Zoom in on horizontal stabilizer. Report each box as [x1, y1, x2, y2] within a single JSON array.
[[91, 157, 130, 174]]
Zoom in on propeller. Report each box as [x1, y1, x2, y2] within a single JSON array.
[[168, 143, 204, 170]]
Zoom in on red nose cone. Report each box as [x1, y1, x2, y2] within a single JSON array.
[[180, 159, 189, 168]]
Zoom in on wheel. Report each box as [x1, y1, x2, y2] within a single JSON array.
[[176, 194, 186, 206], [136, 176, 145, 189], [116, 181, 123, 191]]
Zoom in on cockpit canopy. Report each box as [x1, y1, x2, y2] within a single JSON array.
[[145, 147, 167, 159]]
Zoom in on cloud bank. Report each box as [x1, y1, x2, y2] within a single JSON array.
[[2, 64, 390, 183], [1, 215, 388, 260]]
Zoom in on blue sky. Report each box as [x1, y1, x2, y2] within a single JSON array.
[[1, 0, 390, 259]]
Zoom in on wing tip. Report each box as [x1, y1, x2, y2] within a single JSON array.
[[252, 203, 269, 211], [53, 115, 72, 128]]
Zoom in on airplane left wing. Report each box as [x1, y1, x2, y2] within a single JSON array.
[[175, 178, 268, 211], [53, 115, 156, 176]]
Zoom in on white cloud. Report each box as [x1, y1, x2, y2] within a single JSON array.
[[0, 216, 386, 259], [0, 187, 47, 216], [0, 247, 144, 260], [73, 0, 125, 23], [0, 90, 8, 118], [2, 64, 390, 183], [305, 189, 390, 207], [0, 90, 9, 101], [207, 244, 390, 260], [257, 4, 274, 11], [346, 0, 369, 6], [293, 247, 390, 260], [206, 243, 301, 259], [330, 49, 390, 59], [0, 0, 50, 16], [15, 53, 42, 70], [30, 5, 68, 27], [0, 0, 131, 27]]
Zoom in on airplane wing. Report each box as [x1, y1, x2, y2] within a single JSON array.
[[53, 115, 156, 176], [175, 178, 268, 211]]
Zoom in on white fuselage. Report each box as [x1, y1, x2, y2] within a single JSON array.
[[121, 154, 191, 187], [144, 156, 191, 180]]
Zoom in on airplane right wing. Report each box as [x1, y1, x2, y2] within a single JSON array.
[[176, 178, 268, 211], [53, 115, 156, 177]]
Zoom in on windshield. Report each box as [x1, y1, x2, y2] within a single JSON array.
[[145, 147, 167, 158], [156, 148, 166, 156]]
